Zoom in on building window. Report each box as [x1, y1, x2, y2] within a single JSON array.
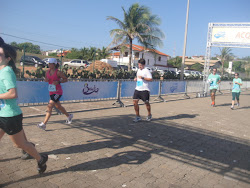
[[135, 52, 139, 58], [124, 52, 128, 57], [148, 59, 149, 65], [158, 56, 161, 61]]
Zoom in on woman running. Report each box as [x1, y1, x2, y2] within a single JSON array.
[[0, 42, 48, 174], [37, 58, 73, 130]]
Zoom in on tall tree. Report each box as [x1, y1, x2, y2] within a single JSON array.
[[168, 56, 182, 69], [107, 3, 164, 70], [219, 47, 234, 75], [97, 47, 111, 60]]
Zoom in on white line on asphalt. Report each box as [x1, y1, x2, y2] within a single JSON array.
[[29, 106, 45, 113]]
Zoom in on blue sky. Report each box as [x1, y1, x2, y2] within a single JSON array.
[[1, 0, 250, 58]]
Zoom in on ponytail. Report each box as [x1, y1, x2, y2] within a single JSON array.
[[1, 43, 17, 73]]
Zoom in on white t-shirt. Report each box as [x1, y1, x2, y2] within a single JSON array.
[[135, 68, 152, 91]]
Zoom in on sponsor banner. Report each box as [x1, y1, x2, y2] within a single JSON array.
[[62, 81, 118, 100], [121, 81, 159, 97], [16, 81, 118, 103], [212, 27, 250, 44], [17, 81, 50, 103], [161, 81, 186, 95]]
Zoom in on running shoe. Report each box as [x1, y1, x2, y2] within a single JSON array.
[[37, 122, 46, 130], [21, 142, 35, 160], [66, 114, 73, 124], [230, 106, 234, 110], [211, 102, 215, 107], [37, 154, 48, 174], [133, 116, 142, 122], [146, 114, 152, 122], [236, 103, 240, 107]]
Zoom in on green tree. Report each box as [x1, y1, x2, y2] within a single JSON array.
[[218, 47, 234, 75], [190, 63, 203, 72], [107, 3, 165, 70], [11, 42, 41, 54], [66, 48, 81, 59], [97, 47, 111, 60], [167, 56, 182, 69]]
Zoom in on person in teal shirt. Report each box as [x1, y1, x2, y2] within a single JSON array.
[[207, 68, 221, 107], [0, 42, 48, 174], [231, 73, 242, 109]]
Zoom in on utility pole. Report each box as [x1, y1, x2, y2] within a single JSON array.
[[180, 0, 190, 80], [22, 45, 26, 78]]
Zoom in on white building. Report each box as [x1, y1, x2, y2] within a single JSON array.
[[110, 44, 171, 70]]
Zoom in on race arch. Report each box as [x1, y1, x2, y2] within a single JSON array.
[[203, 22, 250, 95]]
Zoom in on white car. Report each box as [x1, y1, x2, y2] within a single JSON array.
[[157, 69, 164, 76], [145, 67, 153, 73], [63, 59, 89, 69], [132, 66, 138, 71]]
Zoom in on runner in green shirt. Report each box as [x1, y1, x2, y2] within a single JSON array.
[[207, 68, 221, 107], [0, 41, 48, 174], [231, 73, 242, 110]]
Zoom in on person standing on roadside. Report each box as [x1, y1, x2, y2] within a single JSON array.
[[133, 58, 152, 122], [207, 68, 221, 107], [231, 73, 242, 110], [0, 42, 48, 174], [37, 58, 73, 130]]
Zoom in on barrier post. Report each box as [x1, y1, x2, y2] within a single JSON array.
[[112, 80, 125, 107], [154, 80, 164, 102], [184, 81, 190, 99]]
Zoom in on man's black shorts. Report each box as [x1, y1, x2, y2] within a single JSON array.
[[133, 90, 150, 103], [50, 94, 62, 103], [0, 114, 23, 135]]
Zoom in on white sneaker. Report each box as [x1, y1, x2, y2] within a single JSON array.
[[230, 106, 234, 110], [237, 103, 240, 107], [37, 122, 46, 130], [66, 114, 73, 124], [133, 116, 142, 122], [146, 114, 152, 122]]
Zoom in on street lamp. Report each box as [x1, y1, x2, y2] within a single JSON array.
[[180, 0, 190, 80]]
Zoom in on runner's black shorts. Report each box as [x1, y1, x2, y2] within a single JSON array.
[[50, 94, 62, 102], [0, 114, 23, 135], [133, 90, 150, 103]]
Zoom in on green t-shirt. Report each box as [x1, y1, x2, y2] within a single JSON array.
[[0, 66, 22, 117], [232, 78, 242, 93], [208, 73, 221, 90]]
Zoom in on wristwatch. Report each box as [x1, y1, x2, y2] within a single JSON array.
[[141, 77, 144, 80]]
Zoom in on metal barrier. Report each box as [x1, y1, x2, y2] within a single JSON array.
[[17, 79, 250, 107]]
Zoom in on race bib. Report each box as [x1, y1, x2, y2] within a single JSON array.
[[137, 80, 143, 87], [48, 84, 56, 92]]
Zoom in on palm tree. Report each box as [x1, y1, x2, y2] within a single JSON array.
[[97, 47, 111, 60], [219, 47, 234, 75], [107, 3, 165, 70]]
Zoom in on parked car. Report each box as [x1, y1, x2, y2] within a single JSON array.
[[63, 59, 89, 69], [42, 58, 62, 68], [117, 65, 128, 71], [157, 69, 164, 76], [145, 67, 153, 73], [132, 66, 138, 71], [20, 56, 46, 68]]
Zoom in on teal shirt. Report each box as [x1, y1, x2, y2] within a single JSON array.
[[0, 66, 22, 117], [232, 78, 242, 93], [208, 73, 221, 90]]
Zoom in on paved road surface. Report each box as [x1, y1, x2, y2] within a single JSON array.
[[0, 91, 250, 188]]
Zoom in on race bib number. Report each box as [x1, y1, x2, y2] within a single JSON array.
[[48, 84, 56, 92], [137, 80, 143, 87]]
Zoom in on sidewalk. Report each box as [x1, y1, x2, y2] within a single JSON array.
[[0, 91, 250, 188]]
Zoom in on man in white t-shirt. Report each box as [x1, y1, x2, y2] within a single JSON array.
[[133, 58, 153, 122]]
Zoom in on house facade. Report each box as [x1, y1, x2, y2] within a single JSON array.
[[110, 44, 171, 70]]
